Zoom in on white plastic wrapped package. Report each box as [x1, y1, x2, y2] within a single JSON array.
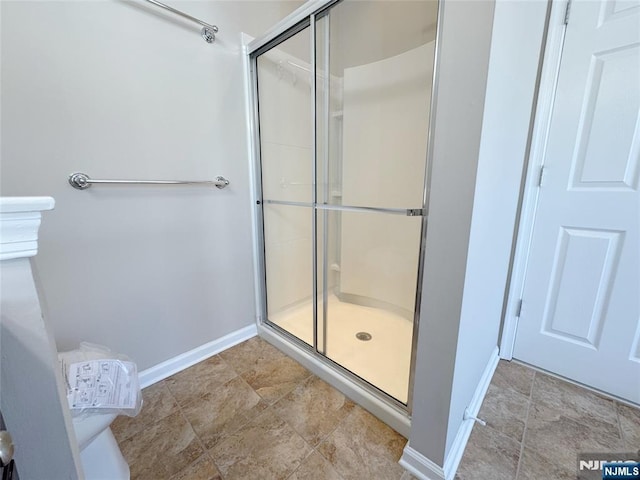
[[59, 342, 143, 418]]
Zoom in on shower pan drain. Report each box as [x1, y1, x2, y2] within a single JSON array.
[[355, 332, 372, 341]]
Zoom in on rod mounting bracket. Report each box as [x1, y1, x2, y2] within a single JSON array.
[[201, 26, 217, 43], [69, 172, 91, 190]]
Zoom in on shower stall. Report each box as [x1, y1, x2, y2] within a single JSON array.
[[248, 0, 438, 424]]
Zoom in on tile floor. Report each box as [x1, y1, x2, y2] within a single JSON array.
[[113, 336, 640, 480], [455, 360, 639, 480]]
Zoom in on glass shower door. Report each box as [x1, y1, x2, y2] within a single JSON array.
[[314, 2, 435, 404], [257, 26, 315, 347], [254, 0, 437, 406]]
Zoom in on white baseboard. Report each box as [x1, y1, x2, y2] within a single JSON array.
[[442, 346, 500, 479], [400, 347, 499, 480], [399, 445, 445, 480], [138, 324, 258, 388]]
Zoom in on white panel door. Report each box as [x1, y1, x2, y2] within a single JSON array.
[[513, 0, 640, 403]]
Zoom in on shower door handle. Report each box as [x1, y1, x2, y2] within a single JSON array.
[[406, 209, 425, 216]]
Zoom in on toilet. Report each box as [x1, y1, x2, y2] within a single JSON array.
[[71, 412, 130, 480], [58, 351, 131, 480]]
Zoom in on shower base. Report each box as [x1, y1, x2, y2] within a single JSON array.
[[269, 294, 413, 404]]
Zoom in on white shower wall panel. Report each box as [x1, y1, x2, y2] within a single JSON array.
[[257, 46, 315, 314], [263, 205, 313, 313], [258, 62, 313, 149], [340, 212, 422, 315], [340, 42, 434, 313], [260, 142, 313, 203]]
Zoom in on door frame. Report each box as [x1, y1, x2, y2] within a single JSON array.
[[500, 0, 572, 360]]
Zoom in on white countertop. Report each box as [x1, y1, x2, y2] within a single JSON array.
[[0, 196, 55, 260], [0, 196, 55, 213]]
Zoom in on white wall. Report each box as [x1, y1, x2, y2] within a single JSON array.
[[406, 0, 549, 475], [445, 0, 549, 458], [0, 0, 301, 370]]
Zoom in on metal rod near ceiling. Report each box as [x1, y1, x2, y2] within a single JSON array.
[[142, 0, 219, 43]]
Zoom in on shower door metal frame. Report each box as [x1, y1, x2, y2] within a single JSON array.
[[247, 0, 443, 420]]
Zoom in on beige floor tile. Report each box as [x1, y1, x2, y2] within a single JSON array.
[[169, 454, 222, 480], [524, 402, 625, 472], [455, 425, 520, 480], [241, 354, 312, 404], [112, 381, 179, 443], [119, 411, 204, 480], [181, 376, 268, 449], [272, 375, 355, 446], [531, 373, 620, 439], [208, 411, 312, 480], [289, 451, 343, 480], [165, 355, 237, 406], [516, 446, 574, 480], [617, 401, 640, 449], [118, 339, 637, 480], [400, 472, 418, 480], [317, 406, 407, 480], [219, 336, 285, 375], [479, 383, 529, 443], [491, 360, 535, 397]]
